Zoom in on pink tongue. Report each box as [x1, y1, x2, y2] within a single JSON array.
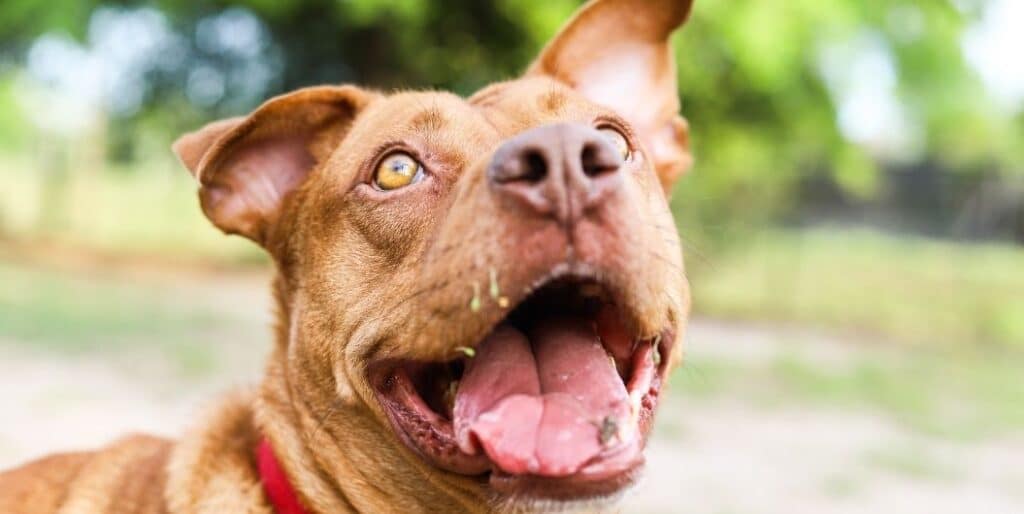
[[453, 318, 630, 476]]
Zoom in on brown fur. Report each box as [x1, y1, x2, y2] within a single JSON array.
[[0, 1, 696, 512]]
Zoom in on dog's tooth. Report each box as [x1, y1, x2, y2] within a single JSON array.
[[444, 380, 459, 415], [620, 392, 641, 445]]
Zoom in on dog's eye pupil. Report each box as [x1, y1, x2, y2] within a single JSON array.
[[598, 127, 631, 161], [374, 152, 422, 191]]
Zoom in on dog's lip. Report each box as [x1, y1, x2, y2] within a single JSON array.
[[367, 273, 673, 500]]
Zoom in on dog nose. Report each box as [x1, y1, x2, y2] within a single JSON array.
[[487, 123, 624, 225]]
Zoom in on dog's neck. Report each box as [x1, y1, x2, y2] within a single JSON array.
[[252, 273, 490, 514]]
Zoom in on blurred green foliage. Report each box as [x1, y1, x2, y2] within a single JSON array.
[[691, 229, 1024, 347], [673, 0, 1023, 233], [1, 0, 1020, 233]]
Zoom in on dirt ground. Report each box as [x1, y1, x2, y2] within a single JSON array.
[[1, 264, 1021, 513]]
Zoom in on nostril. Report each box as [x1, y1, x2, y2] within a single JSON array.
[[490, 147, 549, 185], [522, 150, 548, 183], [581, 142, 619, 178]]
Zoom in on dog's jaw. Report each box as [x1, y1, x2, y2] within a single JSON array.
[[365, 267, 679, 501]]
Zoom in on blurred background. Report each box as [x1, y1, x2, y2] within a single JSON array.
[[1, 0, 1022, 512]]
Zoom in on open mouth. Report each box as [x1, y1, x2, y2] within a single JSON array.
[[369, 275, 671, 500]]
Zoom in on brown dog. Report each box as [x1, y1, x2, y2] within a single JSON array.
[[0, 0, 694, 512]]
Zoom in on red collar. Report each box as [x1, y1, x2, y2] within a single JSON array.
[[256, 438, 310, 514]]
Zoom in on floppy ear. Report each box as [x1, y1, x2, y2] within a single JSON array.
[[527, 0, 694, 194], [172, 85, 376, 244]]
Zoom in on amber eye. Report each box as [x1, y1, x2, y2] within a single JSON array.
[[373, 152, 423, 191], [598, 126, 631, 161]]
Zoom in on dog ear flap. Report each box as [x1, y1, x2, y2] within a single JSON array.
[[173, 86, 376, 244], [527, 0, 694, 194]]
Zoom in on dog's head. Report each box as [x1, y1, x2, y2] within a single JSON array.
[[174, 0, 693, 510]]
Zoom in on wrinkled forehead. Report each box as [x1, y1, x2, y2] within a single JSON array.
[[336, 77, 616, 172], [468, 76, 618, 135]]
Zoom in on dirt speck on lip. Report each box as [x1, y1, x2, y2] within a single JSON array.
[[469, 281, 482, 313], [598, 416, 619, 446]]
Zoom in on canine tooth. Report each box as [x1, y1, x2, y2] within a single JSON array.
[[623, 373, 650, 444], [620, 400, 640, 445], [444, 380, 459, 413], [455, 346, 476, 358]]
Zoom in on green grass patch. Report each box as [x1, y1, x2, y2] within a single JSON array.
[[669, 346, 1024, 441], [0, 262, 230, 375], [770, 352, 1024, 440], [0, 263, 217, 347], [690, 228, 1024, 348], [0, 153, 264, 264]]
